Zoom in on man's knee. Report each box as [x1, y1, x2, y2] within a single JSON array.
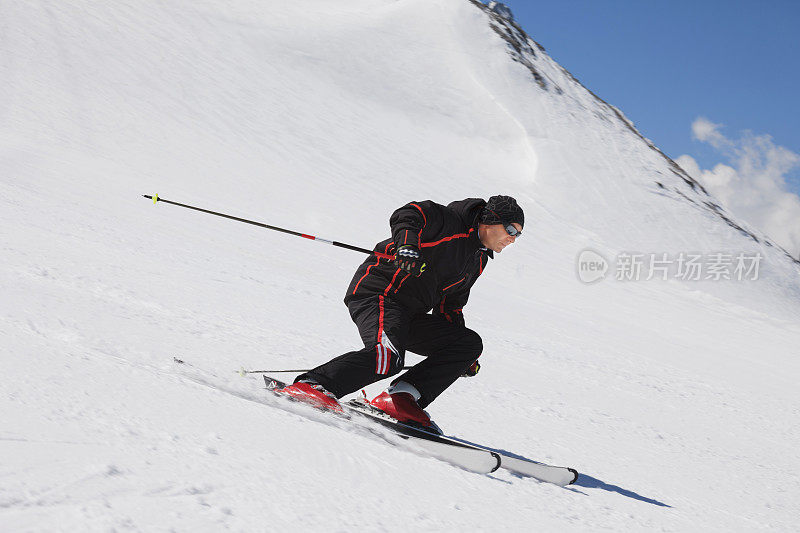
[[461, 328, 483, 359]]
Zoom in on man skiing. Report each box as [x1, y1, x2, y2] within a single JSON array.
[[279, 195, 524, 428]]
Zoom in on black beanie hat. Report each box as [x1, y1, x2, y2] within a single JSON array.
[[480, 195, 524, 228]]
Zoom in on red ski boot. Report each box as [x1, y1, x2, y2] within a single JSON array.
[[278, 381, 344, 413], [370, 391, 432, 427]]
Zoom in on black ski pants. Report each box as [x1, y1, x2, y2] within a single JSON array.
[[296, 295, 482, 408]]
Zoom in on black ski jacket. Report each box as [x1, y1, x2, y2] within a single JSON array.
[[344, 198, 493, 323]]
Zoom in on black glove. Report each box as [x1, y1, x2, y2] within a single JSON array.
[[462, 359, 480, 377], [394, 245, 426, 277]]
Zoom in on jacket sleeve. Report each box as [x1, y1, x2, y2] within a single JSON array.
[[389, 200, 446, 248]]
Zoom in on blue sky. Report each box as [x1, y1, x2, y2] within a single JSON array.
[[498, 0, 800, 196]]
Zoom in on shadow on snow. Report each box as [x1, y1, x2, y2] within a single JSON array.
[[571, 474, 671, 507]]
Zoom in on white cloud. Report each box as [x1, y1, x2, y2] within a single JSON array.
[[677, 117, 800, 258], [691, 117, 732, 149]]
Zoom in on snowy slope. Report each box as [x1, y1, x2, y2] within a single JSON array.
[[2, 0, 799, 530]]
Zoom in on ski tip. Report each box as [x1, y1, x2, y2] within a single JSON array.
[[568, 468, 579, 484], [262, 374, 288, 391]]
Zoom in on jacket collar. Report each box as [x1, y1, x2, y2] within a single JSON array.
[[446, 198, 494, 259], [469, 207, 494, 260]]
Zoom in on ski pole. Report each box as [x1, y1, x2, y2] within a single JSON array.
[[143, 194, 395, 260], [239, 367, 412, 376]]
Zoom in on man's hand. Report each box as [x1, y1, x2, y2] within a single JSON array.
[[462, 360, 480, 377], [394, 245, 426, 277]]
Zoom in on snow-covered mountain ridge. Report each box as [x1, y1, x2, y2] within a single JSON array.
[[474, 0, 799, 266], [2, 0, 799, 530]]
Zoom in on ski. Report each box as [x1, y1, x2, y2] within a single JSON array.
[[171, 358, 577, 485], [344, 392, 578, 486], [262, 375, 578, 486], [261, 375, 502, 474]]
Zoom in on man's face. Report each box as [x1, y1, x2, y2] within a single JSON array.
[[478, 222, 522, 253]]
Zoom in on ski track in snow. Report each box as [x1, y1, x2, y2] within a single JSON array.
[[2, 0, 800, 530]]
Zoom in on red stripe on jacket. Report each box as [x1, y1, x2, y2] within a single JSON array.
[[442, 277, 465, 291], [352, 243, 392, 295], [393, 273, 410, 293], [421, 227, 474, 248], [377, 295, 385, 344], [384, 268, 402, 295]]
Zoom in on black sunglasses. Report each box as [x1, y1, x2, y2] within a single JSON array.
[[504, 224, 522, 238]]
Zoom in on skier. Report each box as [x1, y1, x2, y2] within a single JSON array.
[[279, 195, 524, 427]]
